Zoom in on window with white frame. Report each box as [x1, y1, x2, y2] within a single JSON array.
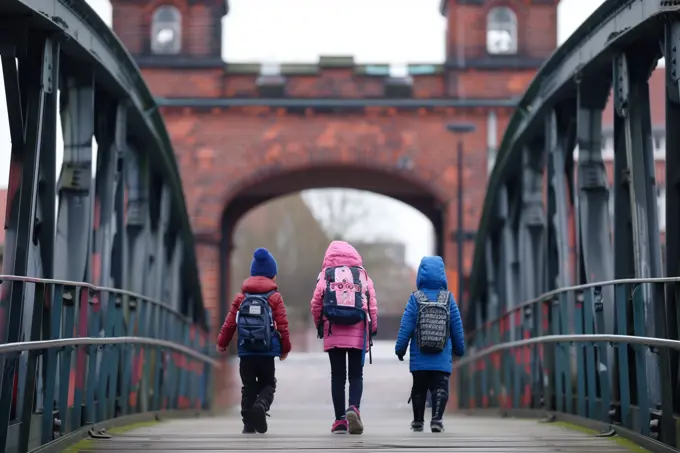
[[607, 186, 666, 232], [487, 110, 497, 174], [653, 133, 665, 160], [601, 135, 614, 160], [486, 7, 518, 55], [598, 131, 666, 161], [658, 186, 666, 232], [151, 6, 182, 54]]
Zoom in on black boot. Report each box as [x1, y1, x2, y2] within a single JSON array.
[[251, 384, 274, 434], [411, 391, 426, 432], [250, 401, 268, 434], [241, 408, 256, 432], [430, 386, 449, 433]]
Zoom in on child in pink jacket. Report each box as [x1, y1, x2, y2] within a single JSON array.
[[311, 241, 378, 435]]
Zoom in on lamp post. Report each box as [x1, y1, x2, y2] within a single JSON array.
[[446, 122, 476, 304]]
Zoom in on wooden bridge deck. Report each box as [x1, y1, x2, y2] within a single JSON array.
[[68, 344, 641, 452], [73, 408, 640, 452]]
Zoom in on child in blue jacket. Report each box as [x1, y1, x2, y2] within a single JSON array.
[[395, 256, 465, 433]]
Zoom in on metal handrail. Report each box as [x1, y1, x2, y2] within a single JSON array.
[[469, 277, 680, 337], [0, 275, 194, 325], [453, 334, 680, 368], [0, 337, 220, 367]]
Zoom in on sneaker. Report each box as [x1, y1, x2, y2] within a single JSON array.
[[331, 419, 348, 434], [431, 420, 444, 433], [345, 406, 364, 435], [242, 425, 256, 434], [250, 402, 268, 434], [411, 421, 424, 432]]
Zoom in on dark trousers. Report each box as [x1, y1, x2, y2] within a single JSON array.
[[239, 356, 276, 426], [328, 348, 364, 420], [411, 371, 450, 422]]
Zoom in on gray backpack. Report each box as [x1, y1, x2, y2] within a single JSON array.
[[414, 290, 450, 353]]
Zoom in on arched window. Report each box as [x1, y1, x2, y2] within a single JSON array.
[[486, 7, 518, 55], [151, 6, 182, 54]]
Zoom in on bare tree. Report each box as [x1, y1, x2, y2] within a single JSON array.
[[231, 190, 417, 329], [302, 189, 376, 241], [230, 194, 330, 325], [302, 189, 420, 319]]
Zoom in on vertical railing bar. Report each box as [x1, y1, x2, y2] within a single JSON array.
[[632, 284, 650, 435], [119, 298, 137, 416], [107, 295, 123, 420], [583, 288, 597, 419], [41, 283, 62, 444], [615, 283, 632, 429], [58, 285, 76, 435], [18, 282, 46, 452], [151, 304, 163, 411], [574, 292, 586, 418], [84, 288, 101, 425], [552, 296, 563, 413], [71, 286, 89, 430]]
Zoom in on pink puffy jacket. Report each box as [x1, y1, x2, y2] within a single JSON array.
[[310, 241, 378, 351]]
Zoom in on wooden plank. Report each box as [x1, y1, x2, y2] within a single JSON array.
[[77, 348, 636, 452], [79, 408, 636, 452]]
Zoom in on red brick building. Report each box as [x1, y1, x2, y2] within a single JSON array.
[[109, 0, 560, 341]]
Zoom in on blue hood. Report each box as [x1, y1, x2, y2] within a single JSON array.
[[416, 256, 448, 290]]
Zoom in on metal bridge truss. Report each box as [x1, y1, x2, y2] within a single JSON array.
[[0, 1, 214, 452], [463, 1, 680, 451]]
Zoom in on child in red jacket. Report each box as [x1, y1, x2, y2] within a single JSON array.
[[216, 248, 291, 434]]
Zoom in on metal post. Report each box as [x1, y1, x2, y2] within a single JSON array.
[[446, 122, 476, 305], [457, 138, 464, 302]]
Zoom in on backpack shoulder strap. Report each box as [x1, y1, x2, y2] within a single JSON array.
[[436, 290, 451, 305], [243, 291, 275, 301], [413, 290, 429, 304], [349, 266, 361, 283]]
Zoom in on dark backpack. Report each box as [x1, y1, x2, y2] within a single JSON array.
[[322, 265, 369, 328], [414, 290, 450, 353], [237, 291, 275, 352]]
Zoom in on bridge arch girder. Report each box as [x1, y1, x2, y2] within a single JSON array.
[[466, 0, 680, 447]]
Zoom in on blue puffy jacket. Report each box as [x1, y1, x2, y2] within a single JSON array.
[[395, 256, 465, 373]]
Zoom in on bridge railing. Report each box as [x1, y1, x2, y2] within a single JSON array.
[[455, 277, 680, 451], [0, 1, 216, 452], [465, 0, 680, 450], [0, 276, 218, 453]]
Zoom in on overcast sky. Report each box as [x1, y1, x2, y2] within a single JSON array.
[[0, 0, 604, 269]]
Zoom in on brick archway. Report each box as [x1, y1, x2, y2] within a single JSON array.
[[170, 111, 464, 235], [167, 109, 490, 339], [111, 0, 561, 409], [216, 163, 447, 327]]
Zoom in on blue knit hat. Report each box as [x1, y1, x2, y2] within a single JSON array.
[[250, 248, 278, 278]]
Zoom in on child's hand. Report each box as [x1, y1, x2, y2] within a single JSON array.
[[216, 345, 227, 354], [280, 353, 288, 361]]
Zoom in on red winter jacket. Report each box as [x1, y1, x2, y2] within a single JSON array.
[[217, 276, 292, 355]]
